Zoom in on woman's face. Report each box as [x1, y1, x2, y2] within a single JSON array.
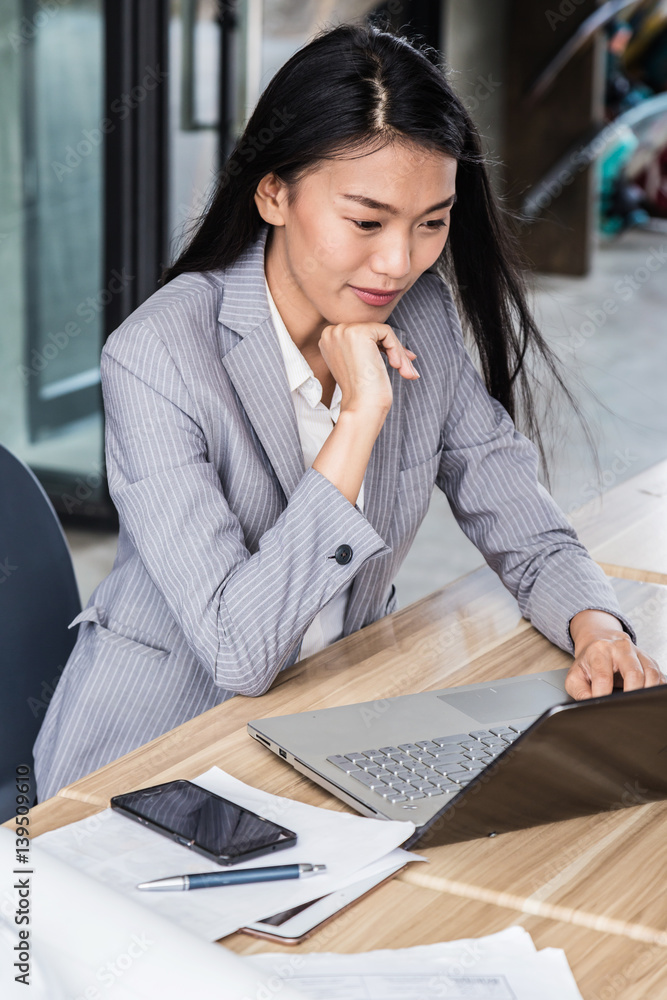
[[257, 140, 458, 332]]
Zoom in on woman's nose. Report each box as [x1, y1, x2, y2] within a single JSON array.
[[369, 236, 411, 279]]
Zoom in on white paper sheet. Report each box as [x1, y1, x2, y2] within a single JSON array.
[[0, 827, 308, 1000], [34, 767, 418, 940], [248, 927, 585, 1000]]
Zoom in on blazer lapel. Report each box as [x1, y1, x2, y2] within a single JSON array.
[[217, 224, 305, 502], [221, 320, 306, 503]]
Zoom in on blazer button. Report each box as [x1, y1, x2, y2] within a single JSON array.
[[334, 544, 353, 565]]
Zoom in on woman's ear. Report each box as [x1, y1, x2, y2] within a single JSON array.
[[254, 173, 288, 226]]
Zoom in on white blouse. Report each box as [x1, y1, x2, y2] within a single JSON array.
[[264, 275, 365, 661]]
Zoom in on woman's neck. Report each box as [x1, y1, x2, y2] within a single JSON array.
[[263, 226, 329, 356]]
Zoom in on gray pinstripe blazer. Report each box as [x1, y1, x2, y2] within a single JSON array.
[[33, 221, 635, 800]]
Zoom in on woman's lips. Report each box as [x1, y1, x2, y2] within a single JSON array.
[[349, 285, 401, 306]]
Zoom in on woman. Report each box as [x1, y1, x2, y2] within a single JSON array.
[[34, 21, 662, 802]]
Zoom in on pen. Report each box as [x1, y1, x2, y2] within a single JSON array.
[[136, 862, 327, 891]]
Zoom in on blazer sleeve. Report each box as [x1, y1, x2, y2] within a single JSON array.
[[101, 323, 391, 695], [433, 282, 637, 655]]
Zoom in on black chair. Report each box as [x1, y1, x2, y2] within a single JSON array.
[[0, 444, 81, 821]]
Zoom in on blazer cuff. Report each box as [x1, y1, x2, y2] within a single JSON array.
[[301, 465, 391, 569], [520, 549, 638, 655]]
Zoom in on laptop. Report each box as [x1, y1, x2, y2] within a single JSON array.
[[248, 668, 667, 848]]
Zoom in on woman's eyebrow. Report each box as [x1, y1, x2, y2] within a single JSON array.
[[339, 192, 457, 215]]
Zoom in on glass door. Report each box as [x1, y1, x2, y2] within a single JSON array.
[[1, 0, 173, 521], [0, 0, 106, 516]]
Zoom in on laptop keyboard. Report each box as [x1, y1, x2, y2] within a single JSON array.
[[326, 726, 526, 804]]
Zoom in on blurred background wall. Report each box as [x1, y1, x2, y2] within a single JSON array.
[[1, 0, 666, 606]]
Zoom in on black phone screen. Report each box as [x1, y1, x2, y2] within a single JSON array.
[[111, 780, 296, 862]]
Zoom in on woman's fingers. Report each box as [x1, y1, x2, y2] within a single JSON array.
[[318, 321, 420, 419], [375, 327, 420, 379], [565, 636, 666, 700], [631, 650, 665, 688], [564, 663, 594, 700]]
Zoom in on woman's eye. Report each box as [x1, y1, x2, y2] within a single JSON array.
[[352, 220, 380, 230], [350, 219, 448, 231]]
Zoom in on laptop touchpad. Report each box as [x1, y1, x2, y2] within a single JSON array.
[[437, 678, 567, 724]]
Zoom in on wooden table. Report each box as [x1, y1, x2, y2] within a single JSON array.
[[16, 571, 667, 998], [11, 463, 667, 999]]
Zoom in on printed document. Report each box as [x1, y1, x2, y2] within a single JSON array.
[[248, 927, 584, 999], [32, 766, 419, 940]]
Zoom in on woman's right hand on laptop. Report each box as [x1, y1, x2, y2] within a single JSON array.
[[566, 609, 665, 699]]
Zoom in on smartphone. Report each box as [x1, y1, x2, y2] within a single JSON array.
[[110, 779, 297, 865]]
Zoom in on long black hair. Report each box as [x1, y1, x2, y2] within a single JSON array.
[[161, 19, 585, 480]]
